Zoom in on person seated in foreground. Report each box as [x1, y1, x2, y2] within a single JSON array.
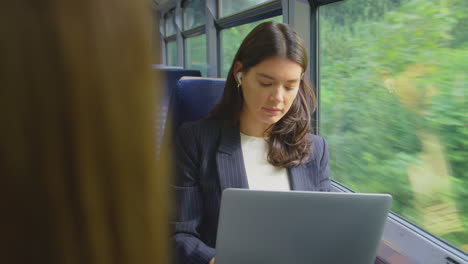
[[1, 1, 169, 263]]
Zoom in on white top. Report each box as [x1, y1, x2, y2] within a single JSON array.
[[240, 132, 290, 191]]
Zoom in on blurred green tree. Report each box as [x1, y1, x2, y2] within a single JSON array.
[[320, 0, 467, 250]]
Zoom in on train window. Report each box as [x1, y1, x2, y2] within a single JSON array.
[[183, 0, 205, 30], [220, 15, 282, 77], [219, 0, 274, 18], [165, 10, 176, 36], [319, 0, 467, 252], [166, 40, 177, 66], [185, 34, 207, 76]]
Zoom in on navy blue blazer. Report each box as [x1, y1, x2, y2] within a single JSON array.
[[172, 119, 331, 264]]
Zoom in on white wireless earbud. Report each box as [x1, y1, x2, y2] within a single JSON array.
[[236, 72, 242, 85]]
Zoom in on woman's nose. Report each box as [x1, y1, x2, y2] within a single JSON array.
[[270, 87, 284, 102]]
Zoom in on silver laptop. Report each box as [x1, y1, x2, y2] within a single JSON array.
[[215, 189, 392, 264]]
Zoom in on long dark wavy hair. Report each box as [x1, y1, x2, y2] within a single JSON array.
[[209, 21, 317, 168]]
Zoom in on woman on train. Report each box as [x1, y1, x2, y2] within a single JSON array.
[[172, 21, 331, 264]]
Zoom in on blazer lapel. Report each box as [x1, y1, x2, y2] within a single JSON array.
[[216, 122, 249, 190], [288, 160, 318, 191]]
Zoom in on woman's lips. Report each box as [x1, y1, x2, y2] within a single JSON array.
[[262, 107, 281, 115]]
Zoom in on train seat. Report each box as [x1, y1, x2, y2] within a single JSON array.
[[155, 67, 201, 155], [172, 76, 226, 131]]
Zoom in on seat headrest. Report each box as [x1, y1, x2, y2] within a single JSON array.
[[173, 77, 226, 129], [154, 68, 201, 155]]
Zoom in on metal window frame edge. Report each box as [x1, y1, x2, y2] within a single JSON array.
[[175, 3, 185, 67], [164, 35, 177, 42], [218, 0, 281, 20], [205, 0, 218, 77], [159, 10, 167, 64], [182, 26, 207, 74], [163, 8, 177, 37], [160, 5, 182, 67], [216, 0, 282, 30], [309, 0, 343, 134], [182, 25, 206, 38]]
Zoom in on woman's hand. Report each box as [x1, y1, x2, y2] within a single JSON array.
[[209, 257, 215, 264]]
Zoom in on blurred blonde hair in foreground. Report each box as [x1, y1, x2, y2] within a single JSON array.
[[0, 1, 169, 264]]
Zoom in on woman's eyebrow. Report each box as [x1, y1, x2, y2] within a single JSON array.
[[256, 73, 275, 80], [256, 72, 299, 83]]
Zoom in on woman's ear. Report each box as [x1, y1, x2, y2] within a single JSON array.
[[236, 72, 242, 84], [233, 61, 243, 83]]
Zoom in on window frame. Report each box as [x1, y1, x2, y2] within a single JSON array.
[[183, 30, 208, 75], [165, 39, 178, 66], [182, 0, 206, 31], [216, 0, 282, 77], [216, 0, 282, 29], [218, 0, 277, 19], [164, 9, 177, 37], [181, 0, 207, 74]]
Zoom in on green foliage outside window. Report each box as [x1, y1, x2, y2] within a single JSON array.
[[320, 0, 467, 251], [166, 41, 177, 66], [185, 34, 207, 76], [220, 15, 283, 78]]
